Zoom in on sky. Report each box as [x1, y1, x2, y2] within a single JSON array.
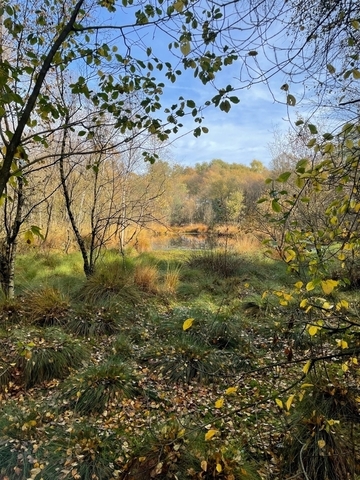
[[165, 80, 292, 168]]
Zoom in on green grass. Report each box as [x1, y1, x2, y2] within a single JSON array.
[[1, 247, 359, 480]]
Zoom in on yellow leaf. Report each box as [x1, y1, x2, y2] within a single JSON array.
[[76, 391, 81, 398], [280, 300, 288, 306], [342, 363, 349, 372], [306, 281, 315, 291], [201, 460, 207, 472], [338, 252, 345, 261], [308, 325, 319, 336], [205, 429, 218, 441], [322, 301, 332, 310], [225, 386, 238, 395], [183, 318, 194, 331], [341, 299, 349, 309], [300, 299, 308, 308], [300, 383, 314, 388], [286, 395, 294, 411], [244, 283, 249, 288], [275, 398, 283, 409], [303, 360, 312, 374], [216, 463, 222, 473], [318, 439, 326, 449], [215, 398, 224, 409], [321, 279, 338, 295], [352, 357, 358, 365], [285, 249, 296, 262], [327, 419, 340, 426], [336, 339, 348, 349], [294, 281, 303, 289]]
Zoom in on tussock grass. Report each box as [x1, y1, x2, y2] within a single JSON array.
[[41, 423, 120, 480], [187, 250, 244, 277], [80, 257, 139, 303], [0, 327, 89, 389], [162, 263, 182, 294], [61, 361, 139, 415], [66, 304, 121, 337], [23, 287, 70, 326], [133, 263, 159, 293]]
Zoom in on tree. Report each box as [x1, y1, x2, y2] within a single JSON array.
[[1, 0, 358, 202]]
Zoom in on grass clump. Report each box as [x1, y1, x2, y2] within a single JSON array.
[[23, 286, 70, 326], [143, 335, 228, 384], [133, 263, 159, 293], [187, 250, 244, 277], [61, 361, 139, 415], [41, 423, 121, 480], [280, 377, 360, 480], [0, 327, 89, 389], [80, 257, 139, 303], [66, 304, 121, 337]]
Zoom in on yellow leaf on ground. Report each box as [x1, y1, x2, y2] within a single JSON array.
[[216, 463, 222, 473], [182, 318, 194, 331], [308, 325, 319, 336], [275, 398, 283, 409], [318, 439, 326, 449], [215, 398, 224, 408], [294, 281, 303, 289], [337, 339, 348, 349], [342, 363, 349, 372], [225, 386, 238, 395], [205, 429, 218, 441], [303, 360, 312, 374], [201, 460, 207, 472], [286, 395, 295, 411]]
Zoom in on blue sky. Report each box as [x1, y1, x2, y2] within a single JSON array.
[[165, 80, 292, 168]]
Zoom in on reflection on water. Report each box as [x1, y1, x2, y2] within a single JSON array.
[[150, 233, 226, 250]]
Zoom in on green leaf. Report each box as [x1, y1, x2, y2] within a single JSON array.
[[248, 51, 258, 56], [271, 200, 281, 213], [327, 64, 336, 74], [219, 100, 231, 113], [286, 94, 296, 106], [277, 171, 291, 183], [308, 124, 318, 134], [180, 40, 191, 56]]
